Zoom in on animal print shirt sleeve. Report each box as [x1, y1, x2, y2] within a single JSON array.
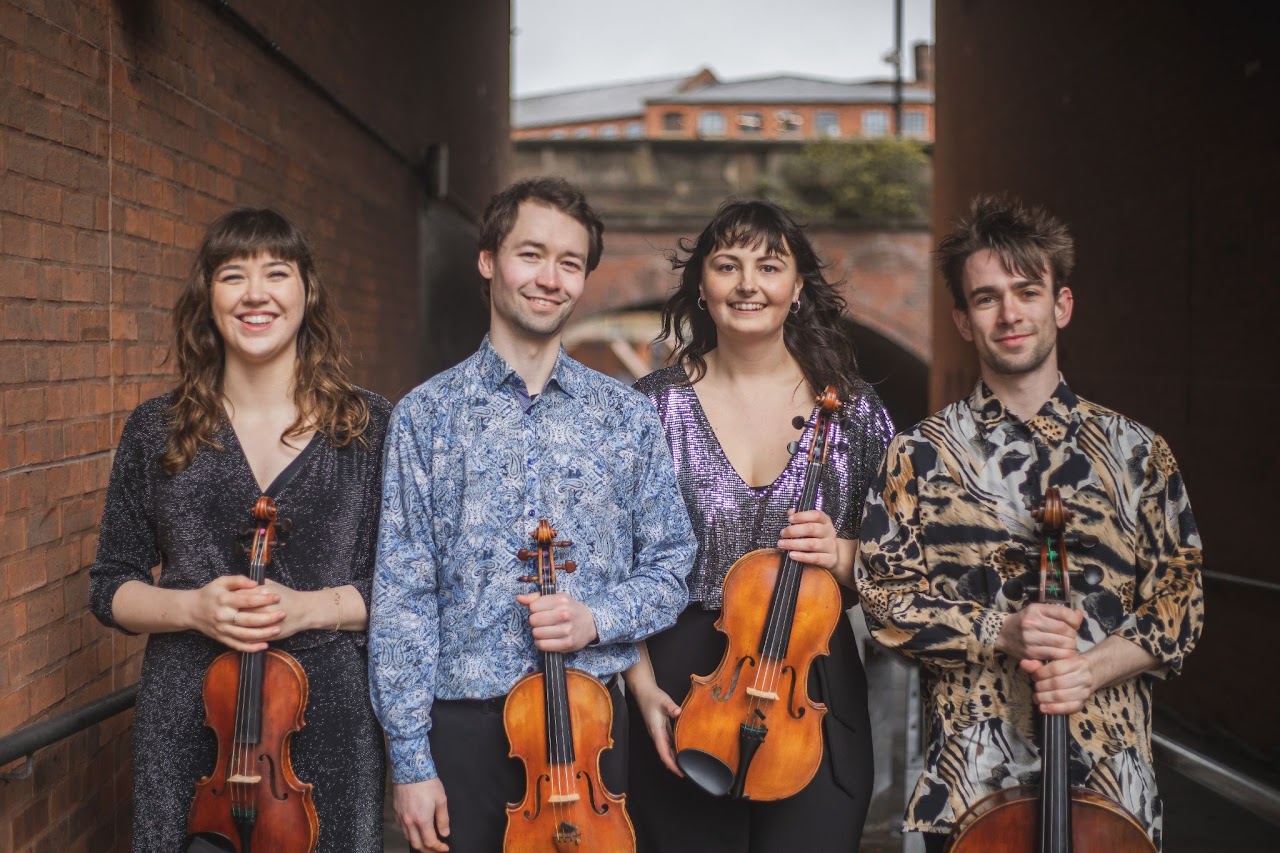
[[855, 435, 1009, 671], [1113, 434, 1205, 677]]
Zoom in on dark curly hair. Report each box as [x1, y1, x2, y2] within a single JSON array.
[[658, 199, 861, 399], [164, 208, 369, 475]]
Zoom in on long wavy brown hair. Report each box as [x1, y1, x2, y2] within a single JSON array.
[[163, 208, 370, 475], [658, 199, 862, 400]]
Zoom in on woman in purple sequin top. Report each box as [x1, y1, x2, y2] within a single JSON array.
[[624, 200, 894, 851]]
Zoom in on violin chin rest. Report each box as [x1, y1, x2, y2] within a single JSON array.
[[676, 748, 735, 797], [185, 834, 236, 853]]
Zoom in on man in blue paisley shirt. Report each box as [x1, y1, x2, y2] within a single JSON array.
[[370, 177, 696, 852]]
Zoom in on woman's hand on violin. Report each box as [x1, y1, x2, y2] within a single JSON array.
[[996, 603, 1082, 663], [779, 509, 857, 587], [632, 683, 684, 776], [188, 575, 283, 652], [247, 579, 335, 640], [516, 591, 599, 653], [394, 778, 450, 852]]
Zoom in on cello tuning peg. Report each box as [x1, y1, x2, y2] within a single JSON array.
[[518, 574, 537, 584], [1002, 576, 1026, 601], [791, 416, 807, 430], [1082, 565, 1104, 586], [234, 542, 250, 558], [560, 560, 577, 573], [276, 518, 293, 535], [553, 540, 572, 548], [239, 524, 256, 538], [516, 549, 535, 560], [1065, 533, 1099, 549], [786, 441, 800, 456], [1005, 547, 1028, 564]]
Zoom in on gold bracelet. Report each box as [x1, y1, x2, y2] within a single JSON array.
[[333, 589, 342, 632]]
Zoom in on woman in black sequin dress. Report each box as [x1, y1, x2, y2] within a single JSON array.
[[89, 209, 388, 852], [624, 200, 894, 851]]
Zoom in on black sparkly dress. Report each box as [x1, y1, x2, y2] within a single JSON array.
[[89, 391, 391, 853], [628, 366, 894, 852]]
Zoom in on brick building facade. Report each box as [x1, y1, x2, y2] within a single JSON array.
[[0, 1, 508, 850]]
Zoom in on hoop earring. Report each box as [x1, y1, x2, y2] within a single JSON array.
[[790, 298, 801, 315], [697, 297, 707, 311]]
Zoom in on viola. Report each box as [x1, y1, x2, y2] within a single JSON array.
[[673, 386, 845, 801], [946, 487, 1156, 852], [503, 519, 636, 852], [187, 496, 319, 853]]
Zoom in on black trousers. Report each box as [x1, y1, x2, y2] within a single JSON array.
[[428, 679, 628, 853], [627, 606, 874, 852], [923, 832, 948, 853]]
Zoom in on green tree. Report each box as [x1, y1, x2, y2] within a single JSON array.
[[778, 139, 931, 225]]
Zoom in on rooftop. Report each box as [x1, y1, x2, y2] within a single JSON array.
[[513, 69, 933, 130]]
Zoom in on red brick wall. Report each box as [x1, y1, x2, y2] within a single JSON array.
[[643, 101, 934, 141], [0, 1, 508, 850], [514, 101, 934, 142]]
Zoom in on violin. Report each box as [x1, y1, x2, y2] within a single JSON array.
[[946, 488, 1156, 852], [187, 496, 319, 853], [673, 386, 845, 801], [503, 519, 636, 852]]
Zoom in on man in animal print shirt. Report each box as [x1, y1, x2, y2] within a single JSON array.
[[855, 196, 1204, 852]]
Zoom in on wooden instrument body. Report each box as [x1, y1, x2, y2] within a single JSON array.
[[947, 785, 1157, 852], [674, 546, 842, 801], [503, 669, 635, 852], [503, 518, 635, 852], [187, 495, 318, 853], [188, 648, 318, 853]]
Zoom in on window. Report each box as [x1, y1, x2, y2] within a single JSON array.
[[599, 124, 619, 139], [861, 109, 889, 138], [738, 111, 763, 134], [662, 112, 685, 132], [549, 129, 568, 139], [902, 111, 928, 137], [775, 110, 803, 134], [815, 111, 841, 138], [572, 127, 593, 139], [625, 121, 645, 138], [698, 111, 726, 136]]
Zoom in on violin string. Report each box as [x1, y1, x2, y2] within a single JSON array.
[[231, 523, 261, 815], [754, 411, 828, 723], [540, 540, 567, 836]]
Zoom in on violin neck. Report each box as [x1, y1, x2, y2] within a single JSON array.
[[758, 458, 824, 660], [1039, 711, 1073, 853], [539, 580, 576, 765], [235, 554, 269, 745]]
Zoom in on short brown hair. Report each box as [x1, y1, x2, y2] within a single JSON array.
[[936, 195, 1075, 310], [477, 177, 604, 299]]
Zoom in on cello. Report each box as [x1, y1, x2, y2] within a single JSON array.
[[187, 496, 319, 853], [946, 487, 1157, 852], [503, 519, 636, 852], [673, 386, 844, 801]]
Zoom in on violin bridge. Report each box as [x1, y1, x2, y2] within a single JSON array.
[[745, 687, 779, 701], [547, 793, 581, 804], [225, 774, 262, 784]]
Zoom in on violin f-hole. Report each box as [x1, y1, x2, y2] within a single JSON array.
[[711, 655, 754, 702]]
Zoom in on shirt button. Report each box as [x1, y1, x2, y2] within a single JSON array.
[[528, 509, 535, 517]]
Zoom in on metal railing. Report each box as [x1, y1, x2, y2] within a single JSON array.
[[1153, 731, 1280, 827], [0, 685, 138, 781]]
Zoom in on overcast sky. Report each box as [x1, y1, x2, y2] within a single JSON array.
[[512, 0, 934, 97]]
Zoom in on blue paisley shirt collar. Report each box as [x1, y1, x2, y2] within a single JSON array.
[[474, 334, 579, 400]]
